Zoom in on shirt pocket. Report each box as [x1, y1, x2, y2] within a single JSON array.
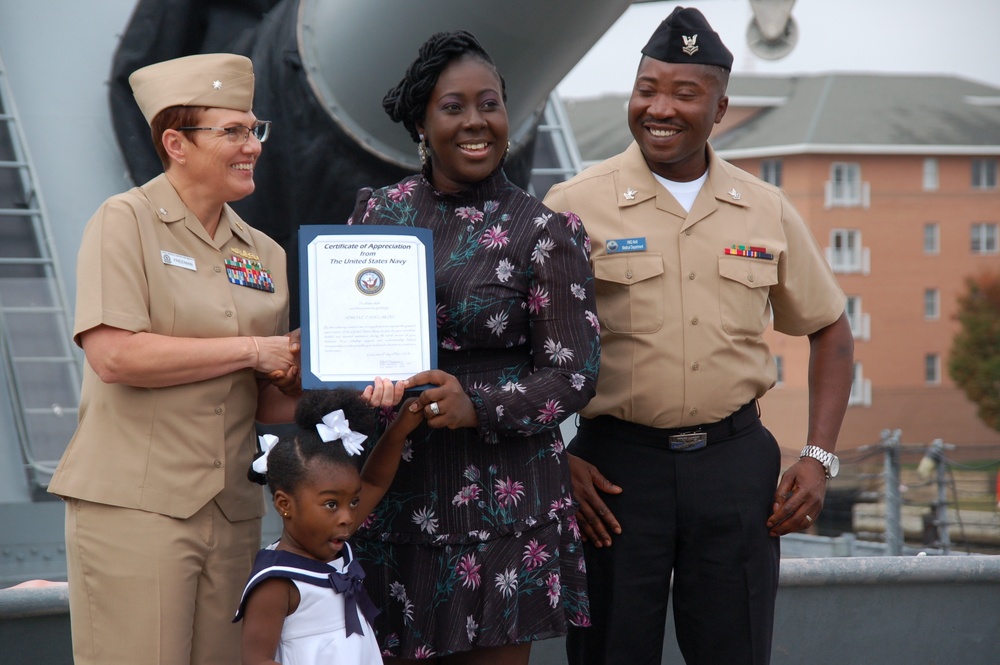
[[718, 255, 778, 337], [593, 253, 664, 334]]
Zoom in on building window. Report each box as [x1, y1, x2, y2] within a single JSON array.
[[971, 223, 999, 254], [972, 158, 998, 190], [925, 353, 940, 384], [923, 158, 939, 191], [923, 223, 939, 255], [849, 362, 872, 407], [774, 355, 784, 385], [827, 162, 867, 207], [761, 159, 782, 187], [845, 295, 870, 340], [829, 229, 863, 272], [924, 289, 939, 320]]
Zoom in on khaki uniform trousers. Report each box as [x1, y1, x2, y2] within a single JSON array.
[[65, 498, 260, 665]]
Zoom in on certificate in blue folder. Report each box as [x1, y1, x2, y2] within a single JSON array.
[[299, 225, 437, 390]]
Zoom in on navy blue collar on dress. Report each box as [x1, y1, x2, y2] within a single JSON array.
[[232, 542, 379, 637]]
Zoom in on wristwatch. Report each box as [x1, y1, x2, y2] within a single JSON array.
[[799, 445, 839, 479]]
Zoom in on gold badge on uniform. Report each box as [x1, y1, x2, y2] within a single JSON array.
[[230, 246, 261, 261]]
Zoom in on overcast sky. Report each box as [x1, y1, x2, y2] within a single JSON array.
[[557, 0, 1000, 98]]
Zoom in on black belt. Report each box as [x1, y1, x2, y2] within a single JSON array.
[[580, 400, 760, 452]]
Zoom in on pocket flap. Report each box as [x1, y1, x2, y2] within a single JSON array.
[[718, 255, 778, 288], [593, 254, 663, 286]]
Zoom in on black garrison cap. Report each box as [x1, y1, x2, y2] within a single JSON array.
[[641, 6, 734, 71]]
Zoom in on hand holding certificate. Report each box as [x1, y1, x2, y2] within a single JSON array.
[[300, 225, 436, 389]]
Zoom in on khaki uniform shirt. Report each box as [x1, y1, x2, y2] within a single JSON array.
[[49, 174, 289, 520], [544, 143, 844, 429]]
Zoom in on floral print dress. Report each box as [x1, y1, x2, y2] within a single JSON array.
[[347, 167, 600, 658]]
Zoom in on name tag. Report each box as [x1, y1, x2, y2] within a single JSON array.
[[161, 251, 197, 271], [606, 237, 647, 254]]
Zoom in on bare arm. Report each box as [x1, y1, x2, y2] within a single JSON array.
[[768, 312, 854, 535], [255, 381, 297, 425], [256, 330, 303, 424], [355, 397, 424, 522], [80, 324, 295, 388], [240, 577, 295, 665], [263, 328, 302, 399]]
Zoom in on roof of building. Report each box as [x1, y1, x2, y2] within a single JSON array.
[[562, 73, 1000, 163]]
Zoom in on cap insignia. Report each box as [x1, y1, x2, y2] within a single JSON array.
[[682, 34, 699, 56]]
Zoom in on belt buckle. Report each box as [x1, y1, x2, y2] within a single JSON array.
[[668, 431, 707, 451]]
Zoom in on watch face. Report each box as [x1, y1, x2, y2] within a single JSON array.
[[828, 456, 840, 478]]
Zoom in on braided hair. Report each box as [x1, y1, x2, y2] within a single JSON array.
[[382, 30, 507, 143], [253, 388, 376, 496]]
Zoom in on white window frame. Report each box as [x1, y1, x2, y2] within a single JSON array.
[[826, 229, 870, 274], [825, 162, 870, 208], [923, 158, 939, 191], [923, 222, 940, 255], [924, 289, 940, 320], [972, 158, 998, 190], [761, 159, 782, 187], [925, 353, 941, 385], [845, 295, 870, 341], [849, 362, 872, 407], [971, 223, 999, 254]]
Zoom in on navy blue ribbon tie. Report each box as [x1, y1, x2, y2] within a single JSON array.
[[329, 558, 380, 637]]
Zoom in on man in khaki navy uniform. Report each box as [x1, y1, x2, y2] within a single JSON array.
[[544, 7, 854, 665], [49, 54, 295, 665]]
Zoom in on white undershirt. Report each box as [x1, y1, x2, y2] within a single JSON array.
[[652, 170, 708, 213]]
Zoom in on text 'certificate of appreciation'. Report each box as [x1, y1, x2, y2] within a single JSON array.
[[300, 225, 436, 389]]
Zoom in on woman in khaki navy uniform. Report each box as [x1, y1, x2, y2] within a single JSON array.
[[48, 54, 298, 665], [544, 8, 854, 665]]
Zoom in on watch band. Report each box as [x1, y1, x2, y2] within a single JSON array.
[[800, 445, 835, 477]]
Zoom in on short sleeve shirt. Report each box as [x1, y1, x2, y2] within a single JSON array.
[[543, 143, 845, 428], [49, 174, 289, 520]]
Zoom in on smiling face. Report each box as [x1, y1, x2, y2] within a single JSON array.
[[627, 56, 729, 182], [178, 106, 262, 204], [417, 55, 509, 193], [276, 460, 362, 563]]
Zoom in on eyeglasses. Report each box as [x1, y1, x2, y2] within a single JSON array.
[[176, 121, 271, 143]]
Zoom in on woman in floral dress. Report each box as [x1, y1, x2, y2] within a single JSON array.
[[348, 31, 600, 664]]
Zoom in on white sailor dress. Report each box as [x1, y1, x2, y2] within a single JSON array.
[[234, 542, 382, 665]]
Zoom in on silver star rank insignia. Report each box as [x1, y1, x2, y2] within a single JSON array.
[[728, 188, 741, 200], [623, 188, 637, 200], [213, 80, 223, 90]]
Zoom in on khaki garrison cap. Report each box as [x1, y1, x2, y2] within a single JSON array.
[[129, 53, 255, 125]]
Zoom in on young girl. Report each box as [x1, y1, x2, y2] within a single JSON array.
[[234, 388, 422, 665]]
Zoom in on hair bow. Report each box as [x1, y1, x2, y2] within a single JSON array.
[[252, 433, 280, 475], [316, 409, 367, 456]]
